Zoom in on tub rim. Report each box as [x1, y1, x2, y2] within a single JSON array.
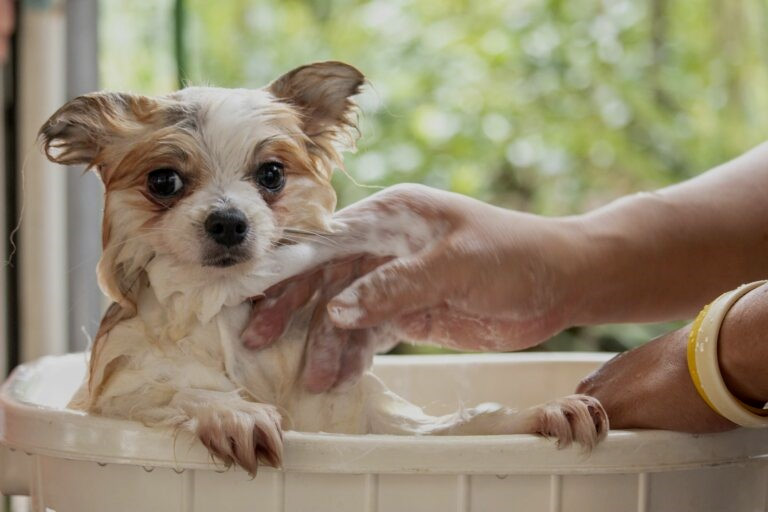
[[1, 352, 767, 475]]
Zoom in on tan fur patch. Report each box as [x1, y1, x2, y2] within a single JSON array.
[[250, 136, 337, 228]]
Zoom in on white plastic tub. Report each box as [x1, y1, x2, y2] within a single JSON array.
[[1, 353, 767, 512]]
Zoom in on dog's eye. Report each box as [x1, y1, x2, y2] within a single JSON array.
[[255, 162, 285, 192], [147, 169, 184, 198]]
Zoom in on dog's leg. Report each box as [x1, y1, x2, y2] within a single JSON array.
[[438, 395, 608, 450], [96, 386, 283, 474], [168, 389, 283, 472], [76, 314, 284, 474], [364, 378, 607, 450]]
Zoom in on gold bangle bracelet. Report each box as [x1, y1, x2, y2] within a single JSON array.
[[686, 280, 768, 427]]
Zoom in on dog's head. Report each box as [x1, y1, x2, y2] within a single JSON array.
[[39, 61, 364, 312]]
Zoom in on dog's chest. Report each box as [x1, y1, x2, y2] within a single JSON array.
[[138, 287, 369, 434], [217, 304, 370, 434], [130, 289, 234, 392], [216, 303, 307, 403]]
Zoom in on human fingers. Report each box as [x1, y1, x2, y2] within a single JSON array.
[[301, 258, 373, 392], [303, 309, 349, 393], [331, 329, 379, 391], [327, 254, 443, 329], [242, 271, 322, 349], [395, 307, 547, 352]]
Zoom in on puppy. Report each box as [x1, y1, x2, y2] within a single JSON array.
[[39, 61, 607, 473]]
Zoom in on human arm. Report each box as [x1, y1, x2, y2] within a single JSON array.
[[246, 184, 584, 390], [244, 142, 768, 391], [576, 282, 768, 431], [569, 141, 768, 325]]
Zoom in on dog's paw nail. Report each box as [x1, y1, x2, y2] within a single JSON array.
[[534, 395, 608, 451]]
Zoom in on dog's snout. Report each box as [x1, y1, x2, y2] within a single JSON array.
[[205, 208, 249, 247]]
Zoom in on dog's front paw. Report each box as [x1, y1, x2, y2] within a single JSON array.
[[534, 394, 608, 450], [192, 402, 283, 474]]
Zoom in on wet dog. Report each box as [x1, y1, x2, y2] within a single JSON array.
[[39, 61, 607, 473]]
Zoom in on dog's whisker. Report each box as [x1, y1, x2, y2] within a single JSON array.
[[282, 227, 333, 237], [281, 228, 340, 247], [276, 234, 341, 250], [99, 233, 163, 254], [98, 226, 195, 256]]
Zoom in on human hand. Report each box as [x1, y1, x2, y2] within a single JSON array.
[[243, 184, 586, 391], [246, 254, 399, 393], [576, 326, 734, 432]]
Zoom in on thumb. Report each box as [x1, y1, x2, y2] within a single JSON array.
[[326, 255, 441, 329]]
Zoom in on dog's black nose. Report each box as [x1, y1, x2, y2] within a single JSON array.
[[205, 208, 249, 247]]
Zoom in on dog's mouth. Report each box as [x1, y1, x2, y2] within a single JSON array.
[[202, 248, 251, 268]]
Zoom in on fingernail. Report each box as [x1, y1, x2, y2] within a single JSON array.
[[327, 289, 365, 327], [242, 328, 266, 349], [332, 288, 359, 306], [242, 322, 278, 349], [327, 304, 365, 328]]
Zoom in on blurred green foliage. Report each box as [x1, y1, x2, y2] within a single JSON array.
[[100, 0, 768, 351]]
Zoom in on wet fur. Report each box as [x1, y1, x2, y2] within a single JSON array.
[[39, 61, 607, 474]]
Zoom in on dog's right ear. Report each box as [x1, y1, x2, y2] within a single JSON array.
[[38, 92, 153, 172]]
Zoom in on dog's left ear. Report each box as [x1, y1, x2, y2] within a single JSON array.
[[267, 61, 365, 158]]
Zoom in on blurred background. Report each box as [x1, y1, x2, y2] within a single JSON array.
[[2, 0, 768, 372]]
